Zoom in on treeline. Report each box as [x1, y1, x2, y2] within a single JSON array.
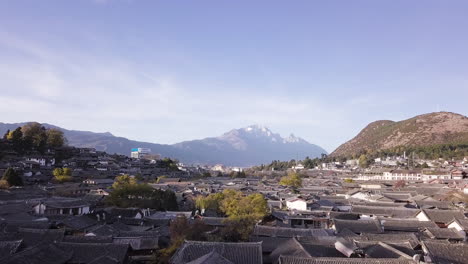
[[345, 143, 468, 161], [252, 155, 326, 171], [2, 122, 66, 154], [107, 175, 178, 210]]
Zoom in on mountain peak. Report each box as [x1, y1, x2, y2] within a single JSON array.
[[285, 133, 303, 143], [244, 124, 271, 133]]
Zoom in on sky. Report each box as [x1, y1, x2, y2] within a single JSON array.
[[0, 0, 467, 152]]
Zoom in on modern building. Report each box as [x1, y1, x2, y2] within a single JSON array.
[[130, 148, 151, 159]]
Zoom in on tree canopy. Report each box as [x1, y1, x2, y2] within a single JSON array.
[[107, 176, 178, 210], [2, 168, 23, 186], [53, 167, 72, 183], [279, 172, 302, 188], [3, 123, 66, 153]]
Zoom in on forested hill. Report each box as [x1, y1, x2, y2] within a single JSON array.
[[331, 112, 468, 158]]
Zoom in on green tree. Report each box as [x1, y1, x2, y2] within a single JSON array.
[[7, 128, 24, 152], [53, 168, 72, 183], [279, 172, 302, 188], [46, 129, 65, 148], [359, 154, 369, 168], [2, 168, 23, 186], [22, 122, 47, 151], [53, 168, 64, 177], [107, 183, 178, 210], [113, 174, 137, 189], [62, 168, 72, 176]]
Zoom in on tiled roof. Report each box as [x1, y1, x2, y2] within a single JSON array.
[[333, 219, 382, 234], [1, 243, 72, 264], [252, 225, 330, 238], [423, 240, 468, 264], [278, 256, 417, 264], [186, 251, 234, 264], [423, 227, 465, 240], [269, 238, 311, 263], [15, 228, 65, 248], [354, 241, 414, 259], [249, 236, 290, 252], [113, 236, 159, 250], [420, 209, 466, 224], [351, 206, 419, 218], [449, 218, 468, 230], [170, 240, 262, 264], [380, 219, 438, 232], [55, 242, 129, 264], [0, 240, 22, 257], [60, 215, 98, 231]]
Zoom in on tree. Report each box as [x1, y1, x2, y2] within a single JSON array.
[[196, 192, 225, 214], [359, 154, 370, 168], [230, 171, 246, 178], [201, 172, 211, 178], [7, 128, 24, 152], [0, 180, 9, 189], [107, 183, 178, 210], [46, 129, 65, 148], [22, 122, 47, 151], [3, 129, 10, 140], [153, 217, 210, 264], [2, 168, 23, 186], [62, 168, 72, 176], [113, 174, 137, 189], [156, 175, 167, 184], [53, 168, 64, 177], [279, 172, 302, 188], [53, 168, 72, 183]]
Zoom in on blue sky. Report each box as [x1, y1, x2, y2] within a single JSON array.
[[0, 0, 467, 152]]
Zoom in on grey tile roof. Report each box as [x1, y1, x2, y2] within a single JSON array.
[[113, 236, 159, 250], [269, 238, 311, 263], [0, 240, 22, 257], [297, 237, 346, 258], [1, 243, 72, 264], [55, 242, 129, 264], [380, 219, 438, 232], [249, 236, 290, 253], [252, 225, 331, 238], [333, 219, 382, 234], [423, 240, 468, 264], [60, 215, 98, 231], [278, 256, 416, 264], [15, 228, 65, 248], [420, 209, 466, 224], [186, 251, 234, 264], [62, 235, 113, 243], [354, 241, 414, 259], [449, 218, 468, 230], [170, 240, 262, 264], [351, 206, 419, 218], [423, 227, 465, 240]]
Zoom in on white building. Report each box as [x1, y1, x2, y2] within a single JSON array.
[[130, 148, 151, 159], [285, 197, 307, 211]]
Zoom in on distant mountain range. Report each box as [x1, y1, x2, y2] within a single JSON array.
[[0, 123, 327, 167], [331, 112, 468, 157]]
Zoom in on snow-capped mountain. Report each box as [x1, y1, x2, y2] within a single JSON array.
[[0, 122, 327, 167]]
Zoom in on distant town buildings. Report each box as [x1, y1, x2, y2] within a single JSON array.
[[130, 147, 151, 159]]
